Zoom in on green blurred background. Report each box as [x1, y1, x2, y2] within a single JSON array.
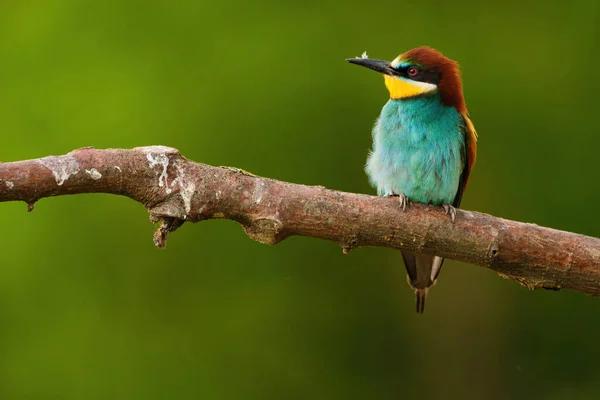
[[0, 1, 599, 399]]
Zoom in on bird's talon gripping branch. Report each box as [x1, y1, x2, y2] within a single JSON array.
[[443, 204, 456, 223], [398, 193, 409, 212], [384, 193, 409, 211]]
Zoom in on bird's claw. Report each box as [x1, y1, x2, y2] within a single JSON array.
[[443, 204, 456, 223], [384, 193, 409, 212], [398, 193, 408, 211]]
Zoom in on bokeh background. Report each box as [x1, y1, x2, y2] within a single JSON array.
[[0, 1, 599, 399]]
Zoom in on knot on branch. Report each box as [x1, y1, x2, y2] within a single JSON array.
[[152, 216, 185, 248], [341, 235, 359, 254], [243, 217, 284, 245], [135, 146, 200, 220]]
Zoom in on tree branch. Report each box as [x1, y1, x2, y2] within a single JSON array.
[[1, 146, 599, 295]]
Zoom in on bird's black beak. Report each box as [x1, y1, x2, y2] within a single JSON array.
[[346, 58, 397, 76]]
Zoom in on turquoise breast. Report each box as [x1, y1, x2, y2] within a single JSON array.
[[366, 94, 465, 205]]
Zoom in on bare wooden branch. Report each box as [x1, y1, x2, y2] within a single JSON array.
[[1, 146, 599, 295]]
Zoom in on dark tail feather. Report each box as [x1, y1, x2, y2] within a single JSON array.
[[415, 289, 427, 314], [401, 250, 444, 314]]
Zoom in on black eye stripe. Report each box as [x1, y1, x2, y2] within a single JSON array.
[[396, 66, 441, 85]]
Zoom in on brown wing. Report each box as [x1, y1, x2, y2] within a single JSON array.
[[453, 113, 478, 208]]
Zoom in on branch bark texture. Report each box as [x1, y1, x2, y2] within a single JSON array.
[[1, 147, 599, 295]]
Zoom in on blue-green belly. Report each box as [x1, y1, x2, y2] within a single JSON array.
[[366, 95, 465, 205]]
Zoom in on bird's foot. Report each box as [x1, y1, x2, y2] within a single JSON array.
[[385, 193, 409, 211], [443, 204, 456, 223], [398, 193, 409, 211]]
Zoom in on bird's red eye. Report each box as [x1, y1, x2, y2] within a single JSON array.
[[407, 67, 419, 77]]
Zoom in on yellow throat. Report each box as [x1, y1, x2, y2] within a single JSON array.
[[384, 75, 437, 99]]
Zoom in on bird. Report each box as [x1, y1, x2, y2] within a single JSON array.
[[347, 47, 477, 314]]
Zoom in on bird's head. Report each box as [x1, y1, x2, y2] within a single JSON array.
[[347, 46, 466, 113]]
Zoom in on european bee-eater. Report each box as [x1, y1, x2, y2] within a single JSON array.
[[347, 47, 477, 314]]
